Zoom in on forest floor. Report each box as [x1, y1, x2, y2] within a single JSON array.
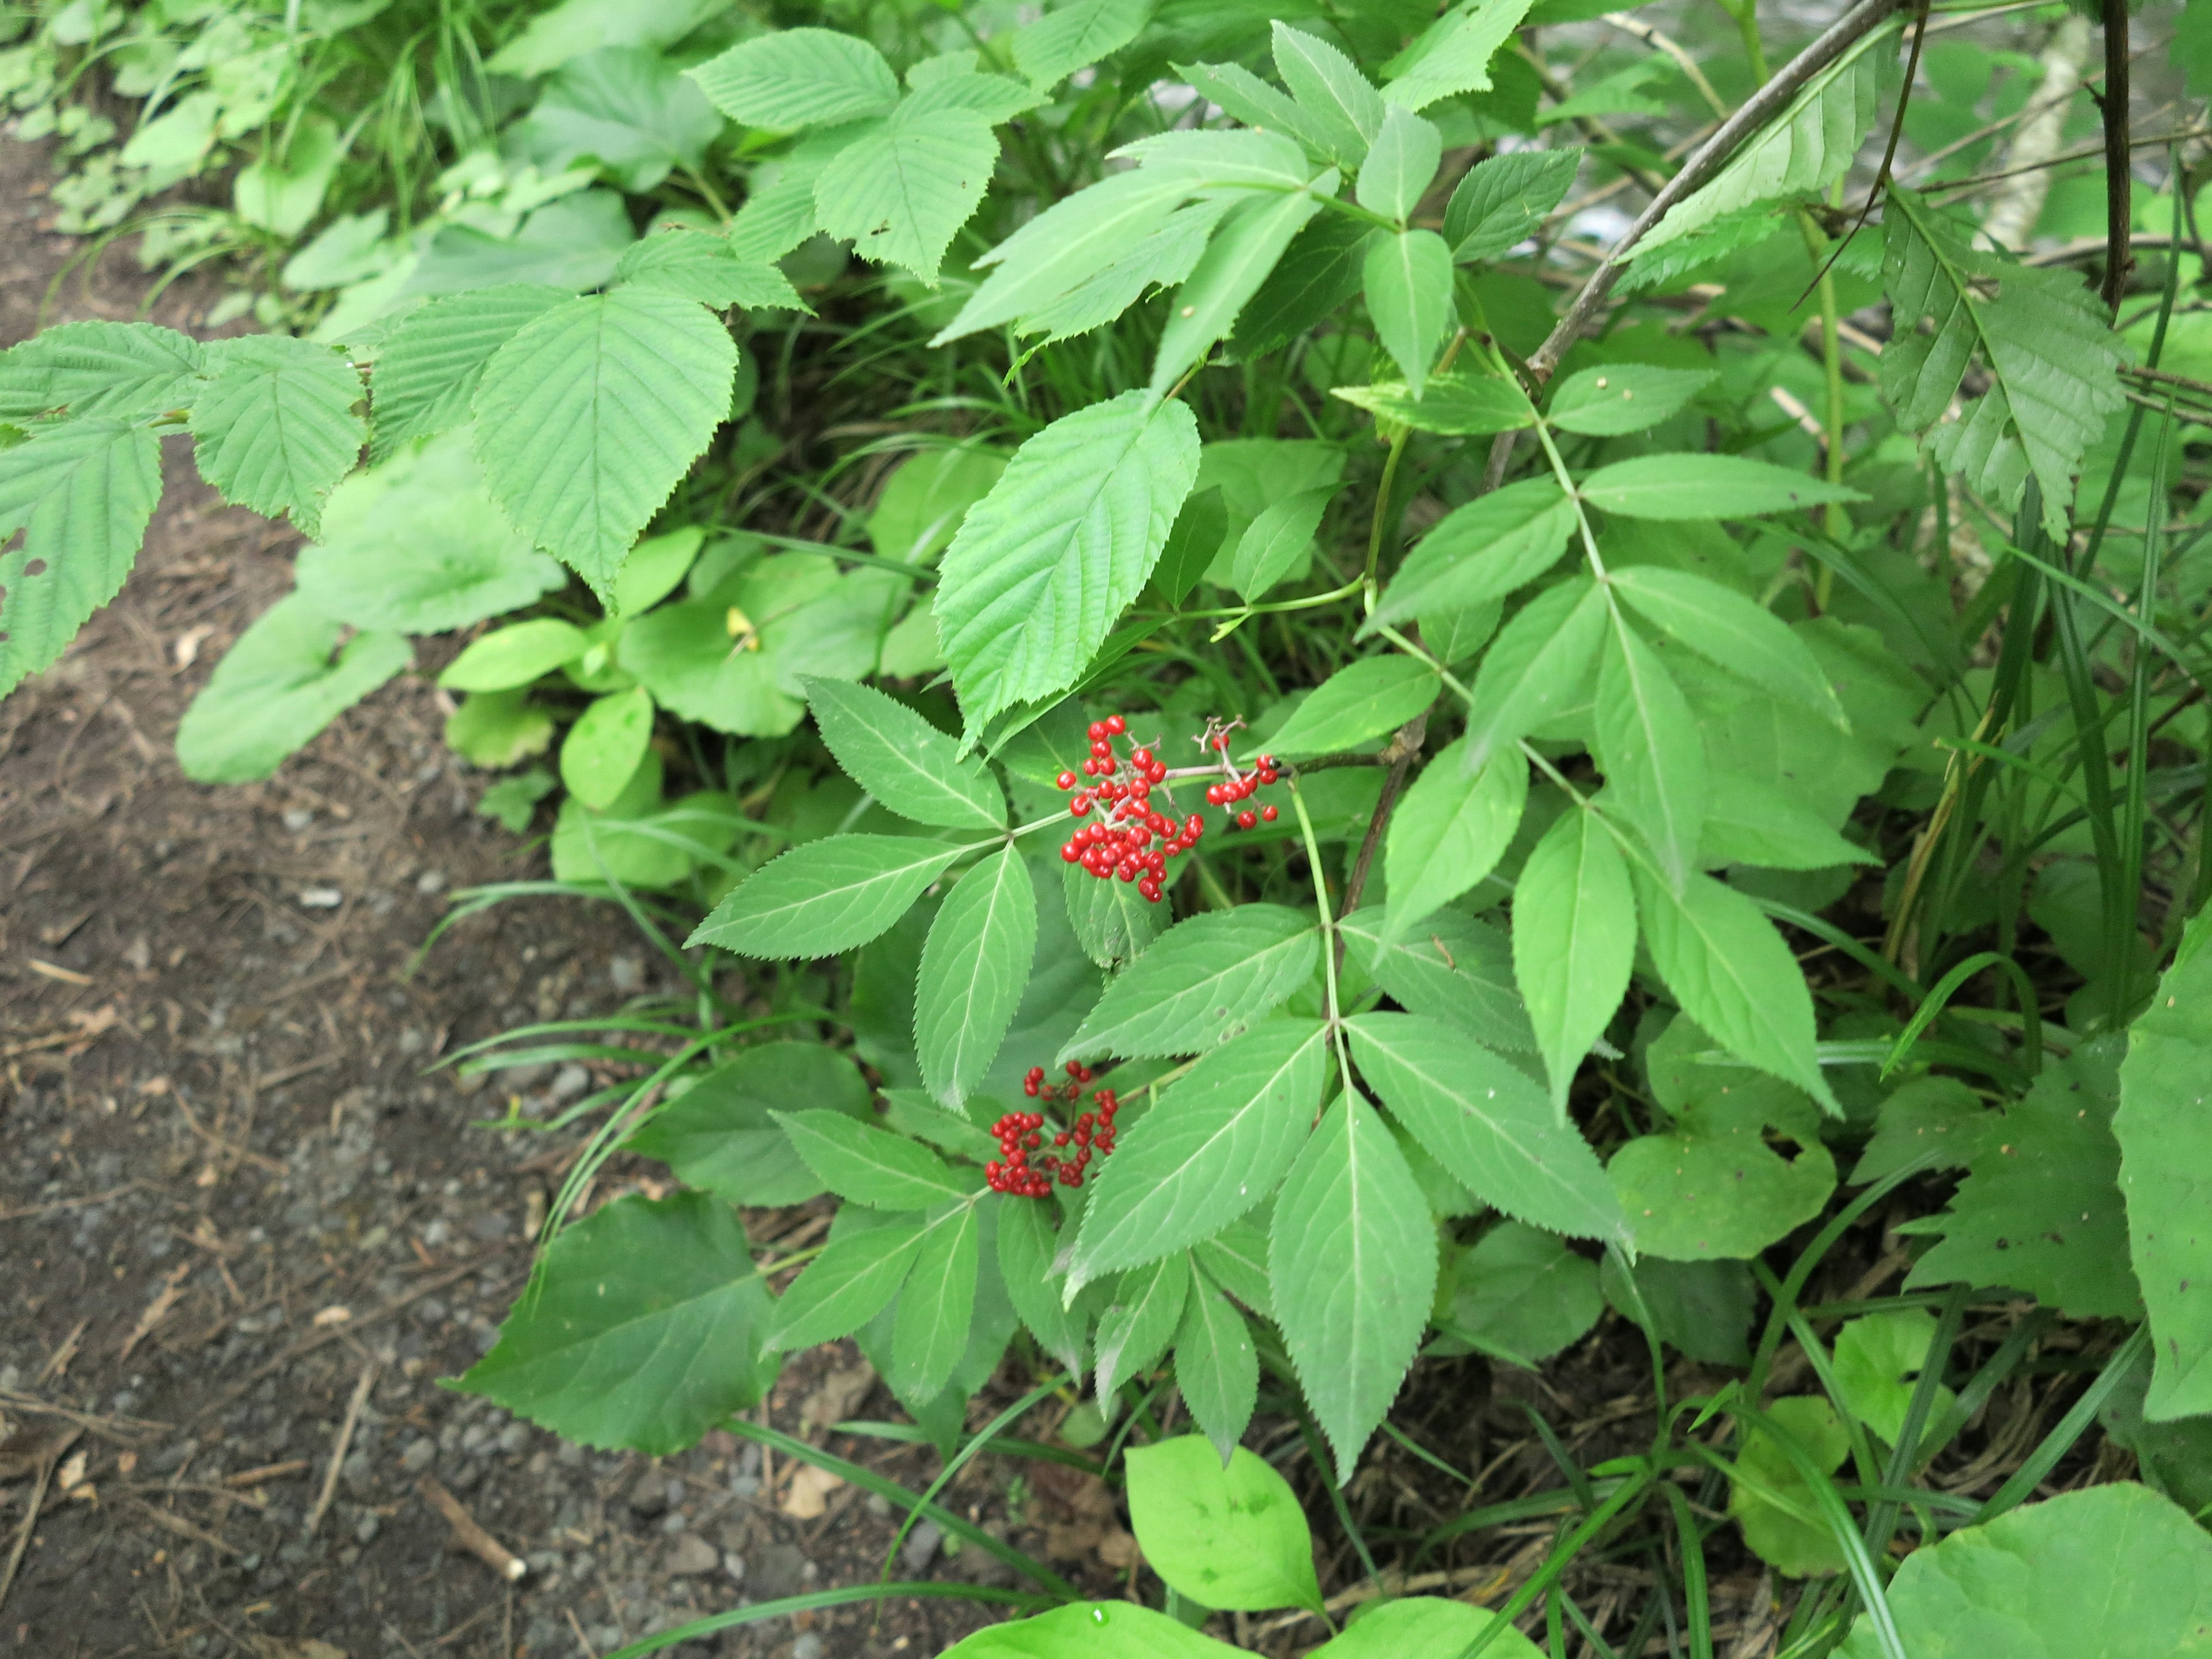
[[0, 139, 1111, 1659]]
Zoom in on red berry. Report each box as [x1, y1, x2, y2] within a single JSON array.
[[1105, 714, 1126, 736], [1056, 770, 1077, 790], [1237, 809, 1257, 829], [1131, 747, 1153, 768], [1261, 803, 1278, 822], [1088, 721, 1107, 741]]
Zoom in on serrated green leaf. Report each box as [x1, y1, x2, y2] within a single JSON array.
[[1272, 1092, 1436, 1480], [1095, 1252, 1191, 1400], [1175, 1280, 1257, 1463], [1441, 1221, 1602, 1363], [916, 844, 1036, 1107], [1385, 738, 1528, 938], [1062, 861, 1167, 970], [1462, 576, 1608, 770], [815, 101, 1000, 282], [689, 834, 965, 958], [366, 284, 571, 463], [1340, 907, 1537, 1052], [1355, 104, 1440, 221], [1608, 564, 1846, 725], [1127, 1437, 1321, 1611], [1013, 0, 1150, 86], [1180, 59, 1347, 166], [1113, 129, 1316, 191], [1152, 181, 1331, 396], [1274, 22, 1384, 166], [0, 418, 162, 697], [1633, 866, 1839, 1111], [1594, 604, 1704, 889], [1346, 1012, 1625, 1241], [935, 170, 1188, 344], [997, 1197, 1088, 1376], [461, 1192, 775, 1452], [889, 1198, 980, 1400], [1383, 0, 1537, 111], [802, 676, 1005, 830], [1229, 213, 1380, 359], [560, 686, 654, 809], [1882, 187, 2128, 538], [1366, 476, 1570, 632], [2118, 908, 2212, 1418], [1028, 198, 1237, 345], [1229, 482, 1336, 601], [1512, 806, 1635, 1111], [1836, 1483, 2212, 1659], [1193, 1216, 1274, 1321], [1362, 229, 1453, 396], [1150, 485, 1229, 609], [614, 229, 808, 310], [766, 1214, 927, 1349], [937, 391, 1199, 734], [0, 320, 202, 422], [686, 27, 899, 128], [775, 1107, 969, 1210], [1703, 769, 1877, 870], [486, 0, 723, 77], [1063, 905, 1319, 1062], [1266, 656, 1438, 758], [1579, 453, 1863, 521], [1445, 148, 1580, 263], [473, 288, 736, 600], [627, 1043, 871, 1207], [176, 594, 411, 783], [1904, 1044, 2138, 1317], [1071, 1020, 1330, 1285], [189, 335, 365, 533], [1334, 370, 1536, 437], [514, 45, 724, 192], [1548, 365, 1715, 435]]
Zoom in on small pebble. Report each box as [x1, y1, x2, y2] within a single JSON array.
[[900, 1520, 944, 1574], [664, 1533, 717, 1577], [791, 1634, 824, 1659], [399, 1439, 435, 1475]]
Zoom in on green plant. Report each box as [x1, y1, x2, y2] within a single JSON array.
[[12, 0, 2212, 1652]]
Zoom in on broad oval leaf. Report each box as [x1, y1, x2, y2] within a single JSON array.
[[915, 843, 1037, 1107], [1270, 1092, 1437, 1481], [440, 618, 590, 692], [188, 335, 365, 533], [1126, 1437, 1321, 1612], [1070, 1019, 1331, 1284], [1313, 1598, 1543, 1659], [1264, 656, 1439, 758], [627, 1043, 871, 1207], [937, 390, 1200, 733], [802, 676, 1005, 830], [1384, 737, 1529, 937], [1611, 1096, 1836, 1259], [1230, 483, 1336, 602], [176, 593, 411, 783], [459, 1192, 775, 1453], [1346, 1012, 1626, 1242], [940, 1601, 1229, 1658], [1579, 454, 1863, 521], [1355, 104, 1442, 222], [686, 28, 899, 128], [688, 834, 965, 959], [1512, 806, 1635, 1111], [1062, 904, 1319, 1062], [473, 287, 736, 599], [560, 686, 654, 809], [1438, 1221, 1603, 1365]]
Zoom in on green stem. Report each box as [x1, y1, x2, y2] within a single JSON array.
[[1288, 778, 1354, 1096]]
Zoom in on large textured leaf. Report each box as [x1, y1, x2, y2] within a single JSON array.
[[512, 46, 724, 192], [1594, 604, 1705, 889], [2117, 907, 2212, 1419], [459, 1192, 775, 1454], [687, 28, 899, 128], [1126, 1438, 1321, 1612], [175, 594, 410, 782], [0, 418, 162, 697], [1633, 866, 1839, 1111], [365, 284, 571, 462], [1383, 0, 1537, 111], [1383, 738, 1528, 937], [188, 335, 365, 533], [1070, 1020, 1330, 1285], [814, 101, 1000, 282], [1512, 807, 1635, 1110], [0, 320, 202, 422], [1881, 187, 2128, 537], [1611, 1088, 1835, 1259], [1729, 1397, 1850, 1578], [1837, 1483, 2212, 1659], [1347, 1013, 1626, 1242], [1635, 21, 1899, 257], [802, 675, 1004, 830], [1063, 905, 1318, 1062], [1904, 1044, 2139, 1318], [292, 431, 565, 633], [688, 834, 965, 958], [936, 391, 1200, 733], [627, 1043, 870, 1207], [472, 287, 736, 599], [1013, 0, 1150, 87], [1270, 1092, 1437, 1480], [915, 844, 1036, 1107]]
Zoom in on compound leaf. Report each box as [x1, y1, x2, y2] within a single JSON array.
[[687, 28, 899, 128], [1512, 806, 1635, 1111], [916, 844, 1037, 1107], [802, 675, 1005, 830], [1063, 904, 1318, 1062], [689, 834, 965, 958]]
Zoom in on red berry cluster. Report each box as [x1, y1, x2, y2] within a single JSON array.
[[1056, 715, 1199, 905], [985, 1063, 1120, 1197], [1201, 734, 1281, 832]]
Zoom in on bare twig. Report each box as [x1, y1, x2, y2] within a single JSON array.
[[0, 1426, 77, 1615], [305, 1353, 380, 1535], [418, 1475, 527, 1582], [1338, 714, 1430, 926], [2100, 0, 2133, 309]]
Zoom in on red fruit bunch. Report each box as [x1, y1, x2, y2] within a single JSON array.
[[986, 1062, 1120, 1197], [1054, 716, 1283, 902]]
